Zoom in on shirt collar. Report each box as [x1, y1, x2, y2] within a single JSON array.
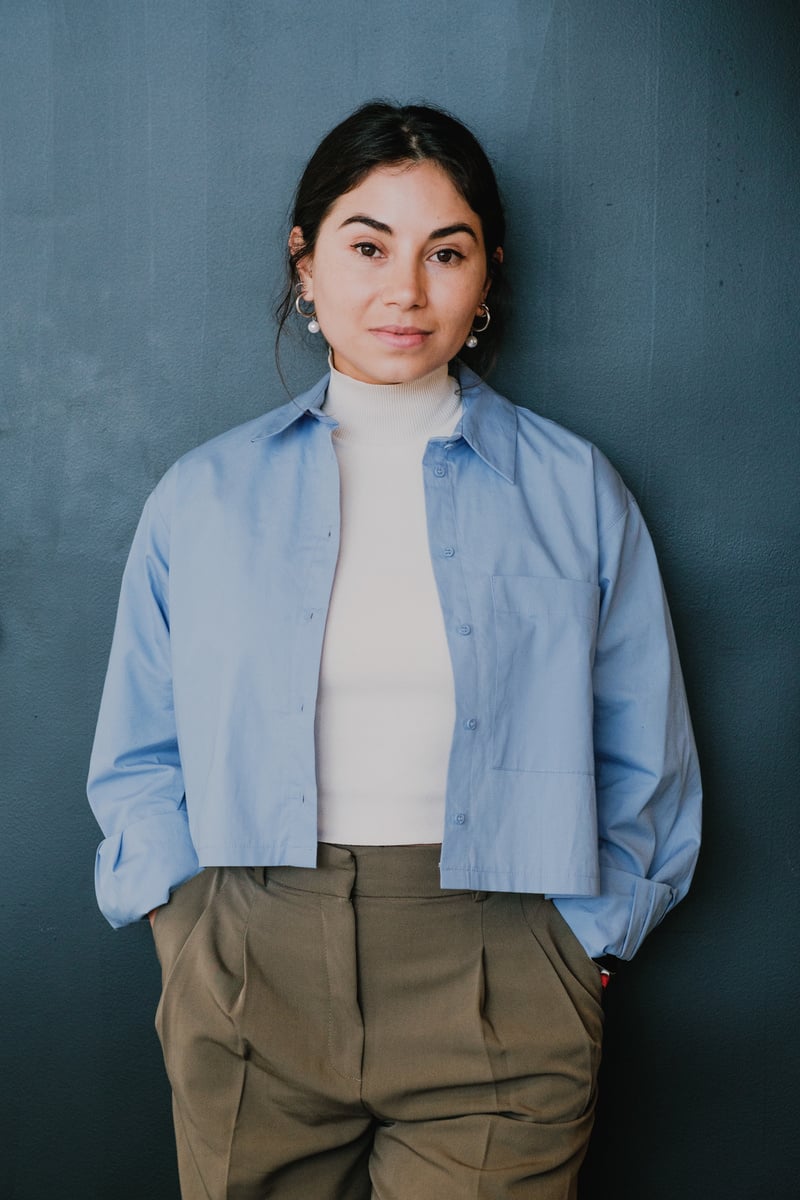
[[454, 364, 517, 483], [250, 362, 517, 484]]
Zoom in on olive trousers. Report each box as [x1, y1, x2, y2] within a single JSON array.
[[152, 844, 603, 1199]]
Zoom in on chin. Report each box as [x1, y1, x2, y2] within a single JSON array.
[[330, 336, 458, 385]]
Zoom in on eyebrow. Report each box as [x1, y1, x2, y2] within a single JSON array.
[[338, 215, 479, 243]]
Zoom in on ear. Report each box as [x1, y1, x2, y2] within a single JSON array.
[[289, 226, 314, 299], [482, 246, 503, 303]]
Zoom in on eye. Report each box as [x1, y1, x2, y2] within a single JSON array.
[[353, 241, 382, 258], [431, 248, 465, 265]]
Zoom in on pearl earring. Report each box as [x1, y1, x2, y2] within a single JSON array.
[[295, 287, 320, 334], [466, 303, 491, 349]]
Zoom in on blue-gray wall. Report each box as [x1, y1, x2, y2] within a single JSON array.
[[1, 2, 798, 1196]]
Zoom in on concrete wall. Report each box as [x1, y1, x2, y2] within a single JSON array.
[[1, 2, 797, 1194]]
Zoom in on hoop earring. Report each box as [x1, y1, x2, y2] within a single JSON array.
[[294, 285, 320, 334], [465, 303, 491, 349]]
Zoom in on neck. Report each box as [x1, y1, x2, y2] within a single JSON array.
[[323, 360, 461, 445]]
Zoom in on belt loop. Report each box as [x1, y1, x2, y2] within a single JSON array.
[[249, 866, 267, 887], [471, 890, 488, 903]]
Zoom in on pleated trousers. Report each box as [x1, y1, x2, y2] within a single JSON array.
[[152, 843, 603, 1199]]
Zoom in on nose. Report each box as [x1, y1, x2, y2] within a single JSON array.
[[382, 254, 426, 309]]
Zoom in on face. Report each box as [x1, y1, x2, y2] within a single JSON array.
[[291, 160, 501, 385]]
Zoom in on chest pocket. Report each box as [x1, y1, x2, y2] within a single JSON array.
[[491, 575, 600, 774]]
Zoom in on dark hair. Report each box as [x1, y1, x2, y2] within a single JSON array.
[[275, 100, 508, 380]]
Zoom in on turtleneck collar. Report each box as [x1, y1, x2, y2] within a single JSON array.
[[322, 358, 462, 445]]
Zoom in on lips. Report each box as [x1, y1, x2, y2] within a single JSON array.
[[370, 326, 431, 348]]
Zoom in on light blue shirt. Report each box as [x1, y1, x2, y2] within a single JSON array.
[[88, 366, 701, 958]]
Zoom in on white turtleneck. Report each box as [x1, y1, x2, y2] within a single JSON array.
[[315, 361, 463, 845]]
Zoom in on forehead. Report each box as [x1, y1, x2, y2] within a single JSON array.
[[324, 160, 482, 234]]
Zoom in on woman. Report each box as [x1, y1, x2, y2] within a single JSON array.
[[88, 102, 701, 1199]]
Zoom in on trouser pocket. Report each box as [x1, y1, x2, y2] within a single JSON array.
[[479, 893, 604, 1123], [154, 867, 255, 1051], [521, 895, 604, 1005]]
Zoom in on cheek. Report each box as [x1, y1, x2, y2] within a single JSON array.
[[315, 271, 368, 316], [439, 273, 486, 321]]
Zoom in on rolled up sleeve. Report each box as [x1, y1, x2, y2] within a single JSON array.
[[87, 479, 199, 928], [553, 468, 702, 959]]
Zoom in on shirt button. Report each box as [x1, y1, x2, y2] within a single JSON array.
[[455, 812, 466, 824], [457, 623, 472, 636], [442, 545, 455, 558], [434, 463, 447, 477], [463, 717, 478, 730]]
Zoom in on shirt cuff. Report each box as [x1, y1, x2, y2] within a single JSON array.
[[551, 866, 676, 960], [94, 808, 200, 929]]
